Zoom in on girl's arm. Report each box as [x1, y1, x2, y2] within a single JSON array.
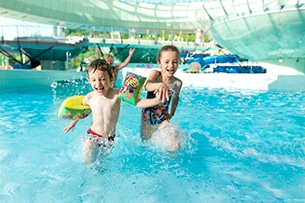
[[144, 69, 163, 91], [136, 91, 163, 108], [169, 79, 183, 119], [145, 70, 170, 102]]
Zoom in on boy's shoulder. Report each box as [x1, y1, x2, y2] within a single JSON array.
[[111, 87, 120, 93], [109, 87, 120, 98], [85, 91, 95, 97]]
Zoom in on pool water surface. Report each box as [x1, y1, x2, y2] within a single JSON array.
[[0, 80, 304, 202]]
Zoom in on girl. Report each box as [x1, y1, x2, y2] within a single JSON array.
[[137, 45, 183, 151]]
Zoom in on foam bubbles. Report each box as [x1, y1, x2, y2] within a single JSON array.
[[148, 123, 189, 152]]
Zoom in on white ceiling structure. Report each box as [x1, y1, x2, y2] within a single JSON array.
[[0, 0, 204, 33], [1, 0, 305, 72], [199, 0, 305, 73]]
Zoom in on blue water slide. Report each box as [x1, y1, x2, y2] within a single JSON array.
[[250, 66, 267, 73], [180, 51, 189, 58], [13, 64, 31, 69], [189, 54, 239, 67], [213, 65, 266, 74]]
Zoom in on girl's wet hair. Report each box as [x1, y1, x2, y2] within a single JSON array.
[[156, 45, 180, 63], [87, 59, 112, 78]]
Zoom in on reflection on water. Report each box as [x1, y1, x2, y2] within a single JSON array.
[[0, 80, 304, 202]]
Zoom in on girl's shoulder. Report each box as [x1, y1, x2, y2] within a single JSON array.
[[175, 77, 182, 85], [174, 77, 183, 89], [150, 69, 161, 76], [147, 69, 161, 81]]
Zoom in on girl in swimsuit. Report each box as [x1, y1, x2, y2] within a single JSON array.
[[136, 45, 183, 151]]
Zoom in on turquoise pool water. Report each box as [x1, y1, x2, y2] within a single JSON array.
[[0, 79, 304, 202]]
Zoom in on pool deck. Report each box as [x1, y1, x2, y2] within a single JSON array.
[[1, 65, 305, 93], [123, 68, 278, 91], [123, 68, 305, 91]]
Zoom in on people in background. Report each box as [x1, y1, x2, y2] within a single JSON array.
[[104, 48, 135, 87]]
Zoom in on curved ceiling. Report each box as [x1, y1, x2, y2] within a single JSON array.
[[1, 0, 305, 72], [196, 0, 305, 72], [0, 0, 204, 33]]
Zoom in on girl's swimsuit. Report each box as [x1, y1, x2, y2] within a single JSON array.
[[141, 75, 177, 125]]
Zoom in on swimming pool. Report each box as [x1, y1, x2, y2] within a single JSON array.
[[0, 79, 304, 202]]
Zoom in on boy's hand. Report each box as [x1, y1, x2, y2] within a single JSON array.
[[63, 120, 78, 133]]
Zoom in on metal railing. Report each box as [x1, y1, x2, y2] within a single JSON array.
[[0, 24, 201, 42]]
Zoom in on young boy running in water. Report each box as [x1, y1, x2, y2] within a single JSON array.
[[63, 59, 161, 163]]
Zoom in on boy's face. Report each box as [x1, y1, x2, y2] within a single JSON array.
[[88, 69, 113, 95]]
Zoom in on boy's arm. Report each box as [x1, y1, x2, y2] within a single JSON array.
[[63, 120, 78, 133], [63, 92, 90, 133]]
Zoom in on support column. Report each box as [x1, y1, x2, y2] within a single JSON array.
[[66, 52, 71, 70], [195, 29, 202, 44], [53, 24, 58, 37], [129, 28, 136, 40]]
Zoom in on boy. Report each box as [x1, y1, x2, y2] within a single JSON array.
[[63, 59, 160, 164]]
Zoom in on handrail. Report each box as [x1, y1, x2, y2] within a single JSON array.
[[0, 24, 214, 49], [0, 24, 201, 43]]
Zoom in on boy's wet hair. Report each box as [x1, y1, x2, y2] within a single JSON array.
[[87, 59, 112, 78], [156, 45, 180, 63]]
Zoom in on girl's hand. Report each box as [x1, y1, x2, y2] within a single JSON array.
[[154, 83, 169, 102], [155, 90, 163, 103]]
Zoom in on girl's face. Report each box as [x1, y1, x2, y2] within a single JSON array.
[[105, 57, 114, 66], [158, 50, 179, 76], [88, 69, 113, 95]]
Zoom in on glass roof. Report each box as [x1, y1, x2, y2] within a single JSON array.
[[118, 0, 203, 3]]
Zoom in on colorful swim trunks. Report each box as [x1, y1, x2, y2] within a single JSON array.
[[84, 128, 115, 153]]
